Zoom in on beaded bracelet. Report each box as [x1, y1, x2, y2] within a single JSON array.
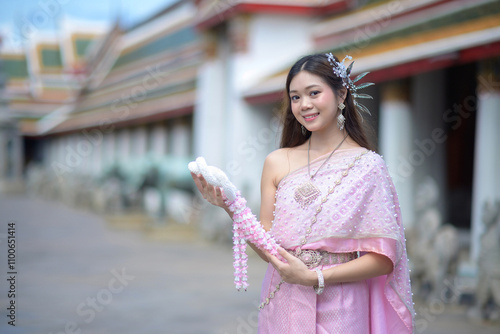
[[314, 268, 324, 295]]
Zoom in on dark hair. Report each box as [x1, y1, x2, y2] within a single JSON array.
[[279, 53, 374, 151]]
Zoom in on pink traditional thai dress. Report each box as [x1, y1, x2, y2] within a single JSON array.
[[258, 148, 415, 333]]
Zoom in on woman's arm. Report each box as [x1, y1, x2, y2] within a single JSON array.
[[321, 252, 393, 285], [267, 248, 394, 286], [247, 151, 283, 262], [191, 151, 282, 263]]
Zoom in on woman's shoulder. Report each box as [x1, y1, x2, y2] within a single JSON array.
[[357, 150, 392, 178], [266, 143, 306, 160], [355, 151, 399, 193], [339, 148, 387, 172], [263, 148, 296, 187], [263, 148, 289, 174], [364, 150, 386, 166], [263, 145, 307, 186], [265, 147, 294, 163]]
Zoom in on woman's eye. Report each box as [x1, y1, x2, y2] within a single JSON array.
[[290, 95, 299, 101], [310, 91, 320, 96]]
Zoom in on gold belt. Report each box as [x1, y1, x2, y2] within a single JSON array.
[[288, 249, 358, 269]]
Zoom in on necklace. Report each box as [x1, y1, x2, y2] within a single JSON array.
[[294, 133, 348, 208]]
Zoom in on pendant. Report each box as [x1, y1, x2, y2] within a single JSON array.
[[294, 180, 321, 208]]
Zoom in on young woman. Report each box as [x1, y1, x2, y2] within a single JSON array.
[[191, 54, 414, 333]]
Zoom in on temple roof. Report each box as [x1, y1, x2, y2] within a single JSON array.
[[244, 0, 500, 103]]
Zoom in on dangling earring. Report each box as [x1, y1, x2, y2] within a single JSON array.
[[337, 114, 346, 130], [337, 102, 346, 130], [301, 125, 307, 136]]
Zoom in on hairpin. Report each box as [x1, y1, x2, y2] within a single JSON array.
[[326, 53, 374, 119]]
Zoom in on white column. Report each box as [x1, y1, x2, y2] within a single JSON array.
[[151, 124, 167, 157], [471, 59, 500, 261], [193, 31, 229, 167], [91, 135, 102, 176], [131, 126, 147, 158], [379, 80, 415, 227], [118, 128, 130, 162], [77, 133, 90, 175], [60, 136, 68, 169], [102, 132, 116, 169], [70, 134, 82, 174], [171, 119, 190, 157]]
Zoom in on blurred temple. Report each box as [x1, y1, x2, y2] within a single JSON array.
[[1, 0, 500, 314]]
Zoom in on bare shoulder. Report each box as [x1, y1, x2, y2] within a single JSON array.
[[264, 148, 289, 165], [262, 148, 291, 187]]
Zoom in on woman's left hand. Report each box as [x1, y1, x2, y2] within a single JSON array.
[[266, 248, 317, 286]]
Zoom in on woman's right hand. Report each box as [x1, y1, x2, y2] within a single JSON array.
[[190, 172, 230, 212]]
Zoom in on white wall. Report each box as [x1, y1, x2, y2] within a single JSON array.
[[233, 14, 315, 91]]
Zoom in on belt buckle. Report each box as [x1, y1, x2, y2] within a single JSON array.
[[295, 249, 322, 269]]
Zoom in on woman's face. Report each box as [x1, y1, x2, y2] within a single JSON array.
[[289, 71, 343, 134]]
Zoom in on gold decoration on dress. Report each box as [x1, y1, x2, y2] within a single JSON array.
[[294, 180, 321, 209], [294, 134, 348, 208]]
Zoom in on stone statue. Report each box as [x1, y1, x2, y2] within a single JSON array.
[[408, 176, 460, 301], [469, 200, 500, 321]]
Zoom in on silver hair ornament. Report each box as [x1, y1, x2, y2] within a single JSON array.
[[326, 53, 374, 120]]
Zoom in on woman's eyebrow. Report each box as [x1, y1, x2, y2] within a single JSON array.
[[289, 84, 321, 94]]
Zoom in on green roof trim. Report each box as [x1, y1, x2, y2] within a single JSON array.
[[75, 38, 93, 57], [325, 1, 500, 55], [2, 58, 28, 79], [112, 27, 198, 69], [41, 48, 62, 68]]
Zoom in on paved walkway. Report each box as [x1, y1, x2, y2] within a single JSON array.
[[0, 195, 498, 334]]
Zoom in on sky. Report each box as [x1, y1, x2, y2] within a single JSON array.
[[0, 0, 178, 52]]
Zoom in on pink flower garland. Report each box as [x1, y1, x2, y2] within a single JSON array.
[[225, 191, 280, 291]]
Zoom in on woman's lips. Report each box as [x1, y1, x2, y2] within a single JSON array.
[[303, 113, 319, 122]]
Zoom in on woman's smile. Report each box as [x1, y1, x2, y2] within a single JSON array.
[[303, 113, 319, 121]]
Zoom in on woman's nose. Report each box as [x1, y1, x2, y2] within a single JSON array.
[[301, 97, 312, 110]]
